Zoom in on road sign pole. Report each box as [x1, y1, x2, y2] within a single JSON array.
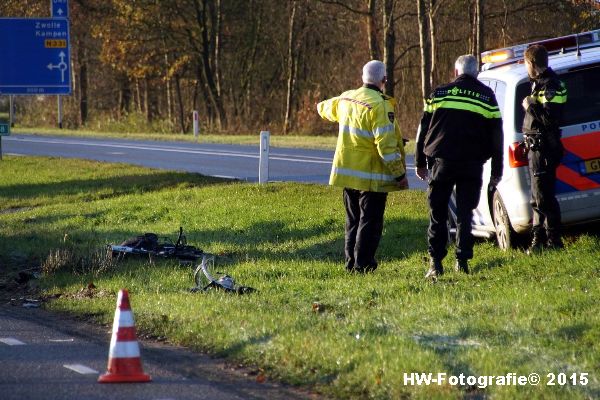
[[9, 96, 15, 127], [0, 137, 3, 161], [259, 131, 270, 184], [57, 95, 63, 129]]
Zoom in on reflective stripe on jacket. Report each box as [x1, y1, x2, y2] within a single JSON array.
[[317, 85, 406, 192], [415, 74, 504, 178]]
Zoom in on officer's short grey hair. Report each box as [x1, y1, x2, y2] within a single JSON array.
[[362, 60, 386, 85], [455, 55, 479, 78]]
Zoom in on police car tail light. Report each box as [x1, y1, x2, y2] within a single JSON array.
[[508, 142, 528, 168]]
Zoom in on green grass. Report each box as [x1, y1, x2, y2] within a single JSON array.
[[0, 156, 598, 399]]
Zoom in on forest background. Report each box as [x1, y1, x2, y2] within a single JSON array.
[[1, 0, 599, 139]]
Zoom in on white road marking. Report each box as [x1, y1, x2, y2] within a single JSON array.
[[7, 137, 332, 164], [107, 151, 126, 155], [49, 338, 74, 342], [63, 364, 99, 375], [0, 337, 26, 345]]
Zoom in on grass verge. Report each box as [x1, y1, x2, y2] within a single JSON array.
[[0, 156, 598, 399]]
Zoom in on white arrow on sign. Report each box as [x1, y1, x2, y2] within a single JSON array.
[[47, 51, 67, 83], [57, 8, 64, 16]]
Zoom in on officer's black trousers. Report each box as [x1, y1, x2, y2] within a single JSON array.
[[528, 150, 561, 239], [427, 159, 483, 261], [343, 188, 388, 270]]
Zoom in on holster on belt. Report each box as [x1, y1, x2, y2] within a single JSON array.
[[523, 132, 542, 151]]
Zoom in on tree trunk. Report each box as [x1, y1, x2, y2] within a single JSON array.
[[164, 53, 173, 122], [382, 0, 395, 96], [367, 0, 381, 60], [417, 0, 432, 99], [470, 0, 483, 62], [78, 45, 88, 125], [135, 79, 142, 114], [476, 0, 484, 63], [175, 74, 186, 133], [119, 75, 132, 117], [208, 0, 223, 98], [243, 0, 262, 119], [197, 65, 214, 129], [428, 0, 437, 88], [196, 0, 226, 130], [283, 0, 299, 134]]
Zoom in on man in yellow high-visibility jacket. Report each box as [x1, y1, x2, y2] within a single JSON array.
[[317, 60, 408, 273]]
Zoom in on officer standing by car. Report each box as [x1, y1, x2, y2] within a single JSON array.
[[317, 60, 408, 273], [522, 44, 568, 252], [416, 55, 503, 279]]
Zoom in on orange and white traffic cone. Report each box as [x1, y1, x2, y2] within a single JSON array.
[[98, 289, 151, 383]]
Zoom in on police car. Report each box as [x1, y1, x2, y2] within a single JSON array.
[[449, 29, 600, 249]]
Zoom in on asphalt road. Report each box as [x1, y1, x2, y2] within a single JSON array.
[[0, 304, 313, 400], [2, 134, 426, 190]]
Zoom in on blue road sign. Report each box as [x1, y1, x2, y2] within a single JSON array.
[[0, 18, 71, 95], [51, 0, 69, 19]]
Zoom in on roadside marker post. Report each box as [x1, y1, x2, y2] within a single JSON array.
[[193, 110, 199, 140], [259, 131, 270, 184]]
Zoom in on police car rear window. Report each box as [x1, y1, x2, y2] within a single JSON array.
[[514, 64, 600, 131]]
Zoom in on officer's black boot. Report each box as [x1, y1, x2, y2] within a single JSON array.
[[546, 230, 564, 250], [526, 228, 546, 255], [425, 258, 443, 280], [454, 259, 469, 274]]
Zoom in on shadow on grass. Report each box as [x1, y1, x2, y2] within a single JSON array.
[[555, 322, 592, 341], [413, 328, 487, 398], [472, 256, 506, 273], [380, 216, 429, 261], [0, 171, 230, 202]]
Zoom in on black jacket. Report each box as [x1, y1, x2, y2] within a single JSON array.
[[416, 74, 504, 178], [522, 67, 566, 145]]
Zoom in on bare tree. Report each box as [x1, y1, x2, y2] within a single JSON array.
[[382, 0, 396, 96], [284, 0, 300, 134], [367, 0, 382, 60], [470, 0, 484, 63], [417, 0, 432, 99]]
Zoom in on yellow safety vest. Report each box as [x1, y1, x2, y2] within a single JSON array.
[[317, 86, 406, 192]]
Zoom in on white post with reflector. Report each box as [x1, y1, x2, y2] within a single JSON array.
[[192, 110, 199, 140], [259, 131, 270, 184]]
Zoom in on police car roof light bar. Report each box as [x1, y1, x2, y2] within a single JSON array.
[[481, 29, 600, 70]]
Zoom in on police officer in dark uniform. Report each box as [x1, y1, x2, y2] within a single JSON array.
[[522, 45, 567, 253], [416, 55, 503, 279]]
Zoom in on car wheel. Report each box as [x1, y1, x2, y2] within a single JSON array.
[[492, 191, 518, 250]]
